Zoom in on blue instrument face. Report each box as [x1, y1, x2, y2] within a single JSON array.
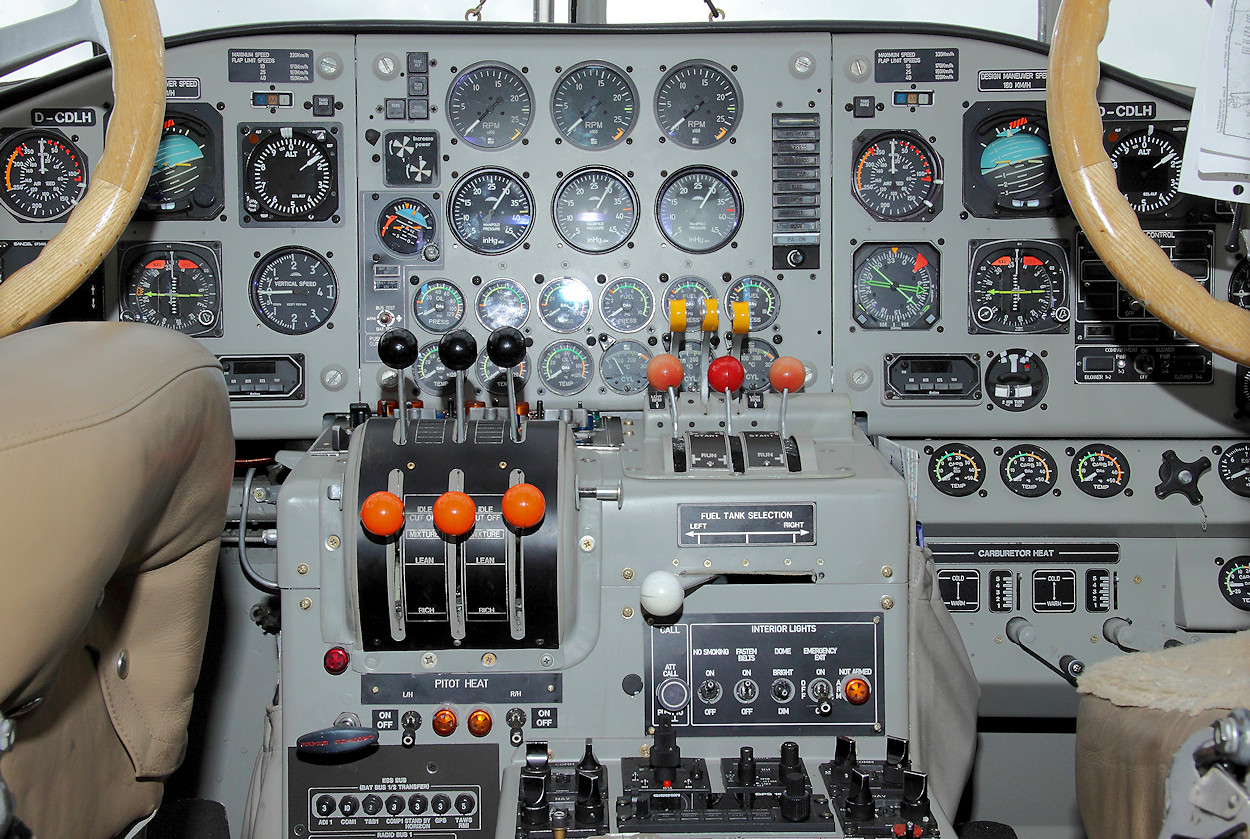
[[377, 197, 437, 256]]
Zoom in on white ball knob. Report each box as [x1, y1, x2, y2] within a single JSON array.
[[639, 571, 685, 617]]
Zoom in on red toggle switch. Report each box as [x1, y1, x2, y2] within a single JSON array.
[[769, 356, 805, 392], [646, 354, 685, 392], [707, 355, 745, 394], [502, 483, 546, 530], [433, 490, 476, 537], [360, 490, 405, 537]]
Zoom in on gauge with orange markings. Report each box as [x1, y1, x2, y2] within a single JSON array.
[[1071, 444, 1130, 498], [553, 168, 638, 254], [0, 129, 88, 221], [377, 198, 437, 256], [851, 131, 942, 220], [969, 240, 1070, 334]]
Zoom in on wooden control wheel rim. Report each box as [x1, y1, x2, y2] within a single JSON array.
[[1047, 0, 1250, 365], [0, 0, 165, 337]]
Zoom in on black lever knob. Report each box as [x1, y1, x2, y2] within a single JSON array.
[[577, 739, 603, 775], [378, 328, 419, 370], [519, 772, 549, 826], [884, 736, 910, 784], [901, 770, 931, 822], [845, 769, 875, 822], [487, 326, 527, 369], [295, 726, 378, 757], [779, 771, 811, 823], [834, 736, 858, 770], [438, 329, 478, 372], [574, 767, 605, 824], [649, 720, 681, 786], [779, 741, 802, 773], [736, 746, 756, 786]]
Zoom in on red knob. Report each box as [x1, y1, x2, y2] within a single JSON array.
[[360, 490, 405, 537], [433, 491, 476, 536], [502, 483, 546, 529], [769, 356, 806, 392], [707, 356, 745, 394], [646, 354, 684, 391]]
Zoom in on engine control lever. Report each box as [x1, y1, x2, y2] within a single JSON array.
[[1102, 617, 1184, 652], [647, 354, 685, 431], [438, 330, 477, 444], [486, 326, 527, 441], [1005, 617, 1085, 685], [377, 328, 419, 444], [295, 725, 379, 757], [769, 356, 805, 441]]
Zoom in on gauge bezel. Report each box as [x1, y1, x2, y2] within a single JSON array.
[[416, 342, 456, 397], [412, 278, 466, 333], [928, 442, 987, 498], [0, 128, 89, 222], [476, 348, 531, 396], [725, 275, 781, 332], [550, 61, 639, 150], [655, 166, 743, 254], [851, 129, 943, 221], [1070, 443, 1131, 498], [551, 167, 640, 254], [1228, 258, 1250, 311], [599, 276, 655, 333], [538, 339, 595, 396], [248, 246, 339, 335], [139, 104, 224, 220], [962, 103, 1064, 219], [447, 167, 535, 255], [118, 241, 224, 338], [599, 339, 653, 395], [1218, 442, 1250, 498], [377, 197, 438, 257], [740, 337, 780, 393], [967, 239, 1071, 335], [475, 277, 531, 331], [850, 242, 941, 330], [537, 276, 594, 333], [1103, 121, 1189, 218], [239, 124, 340, 224], [1218, 558, 1250, 611], [653, 59, 743, 149], [445, 61, 534, 150], [999, 444, 1059, 498]]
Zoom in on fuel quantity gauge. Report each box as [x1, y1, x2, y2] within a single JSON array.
[[929, 443, 986, 497], [851, 243, 940, 329]]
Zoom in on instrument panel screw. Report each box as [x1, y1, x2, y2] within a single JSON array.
[[873, 723, 882, 732], [326, 535, 340, 550], [297, 563, 309, 575], [299, 598, 313, 611], [880, 596, 894, 610], [622, 568, 634, 580], [580, 536, 596, 552], [540, 654, 554, 668], [422, 653, 438, 669], [704, 560, 712, 567], [482, 653, 497, 667], [622, 607, 635, 619], [372, 685, 380, 694], [881, 566, 893, 578], [1134, 576, 1142, 584]]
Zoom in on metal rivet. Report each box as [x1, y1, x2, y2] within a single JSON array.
[[881, 596, 894, 610], [784, 558, 792, 566], [372, 685, 380, 694], [297, 563, 309, 575], [672, 558, 680, 566], [742, 559, 749, 567], [704, 560, 712, 567], [622, 607, 634, 618], [299, 598, 313, 610], [622, 568, 635, 580], [326, 535, 341, 550], [115, 650, 129, 679], [1134, 576, 1142, 584]]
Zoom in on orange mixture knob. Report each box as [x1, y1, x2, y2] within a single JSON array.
[[647, 354, 684, 391], [433, 491, 476, 536], [360, 491, 405, 537], [769, 356, 806, 392], [502, 483, 546, 529], [707, 355, 745, 394]]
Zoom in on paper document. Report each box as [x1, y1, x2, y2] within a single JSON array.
[[1179, 0, 1250, 201]]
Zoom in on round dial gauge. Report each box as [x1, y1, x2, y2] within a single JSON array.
[[999, 444, 1058, 498], [985, 349, 1048, 412], [446, 62, 533, 149], [663, 276, 717, 328], [476, 277, 530, 330], [1218, 558, 1250, 611], [123, 246, 220, 336], [377, 198, 437, 256], [851, 243, 940, 329], [448, 168, 534, 255], [740, 338, 779, 393], [656, 167, 742, 254], [416, 342, 455, 396], [969, 111, 1060, 214], [970, 244, 1069, 334], [142, 114, 215, 213], [1228, 259, 1250, 311], [538, 340, 595, 396], [675, 337, 702, 393], [0, 130, 88, 221], [553, 168, 638, 253], [600, 340, 652, 395], [1071, 444, 1131, 498], [476, 348, 531, 396], [726, 276, 780, 331], [242, 129, 336, 220], [600, 277, 654, 333], [412, 278, 466, 332], [852, 132, 941, 220], [654, 60, 742, 149], [1218, 442, 1250, 498], [249, 247, 338, 335], [929, 443, 987, 497], [1107, 126, 1184, 215], [537, 277, 593, 333], [551, 62, 637, 149]]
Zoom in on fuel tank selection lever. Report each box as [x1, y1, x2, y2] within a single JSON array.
[[377, 328, 419, 445]]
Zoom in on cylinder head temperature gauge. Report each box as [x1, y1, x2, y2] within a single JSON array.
[[929, 443, 987, 497]]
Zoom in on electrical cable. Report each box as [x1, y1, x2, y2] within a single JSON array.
[[239, 467, 279, 594]]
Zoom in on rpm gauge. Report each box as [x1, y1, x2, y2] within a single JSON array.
[[851, 243, 940, 330], [537, 277, 593, 332], [551, 62, 637, 149], [656, 167, 742, 254], [725, 276, 780, 331], [446, 62, 533, 149], [852, 131, 942, 220], [969, 241, 1070, 334], [121, 244, 221, 337], [553, 167, 638, 253], [600, 277, 654, 333], [600, 340, 652, 395], [1071, 444, 1131, 498], [654, 60, 741, 149], [241, 126, 337, 222], [929, 443, 987, 498], [448, 168, 534, 255], [0, 130, 88, 221], [1106, 125, 1184, 216], [999, 444, 1058, 498], [475, 277, 530, 330], [538, 340, 595, 396], [377, 198, 437, 256], [412, 278, 466, 332], [1218, 442, 1250, 498], [249, 247, 338, 335]]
